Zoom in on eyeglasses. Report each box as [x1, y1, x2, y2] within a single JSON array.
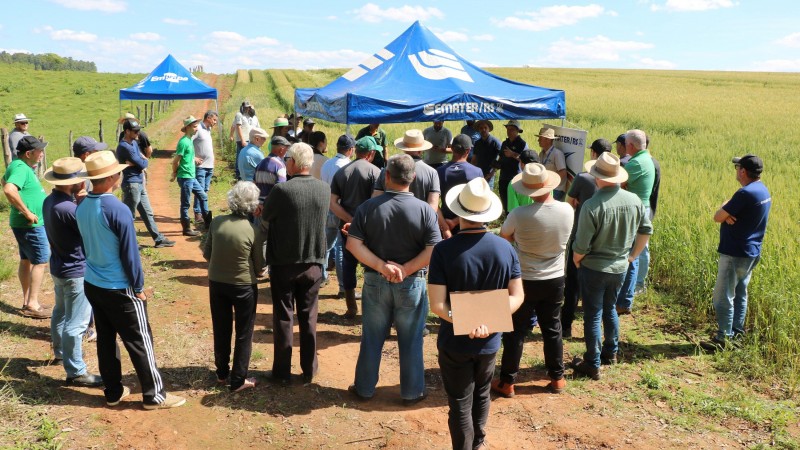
[[18, 122, 29, 125]]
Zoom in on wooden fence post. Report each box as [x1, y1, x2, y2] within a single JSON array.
[[136, 106, 141, 122], [1, 128, 11, 168], [150, 102, 154, 123], [98, 120, 104, 143], [144, 105, 149, 125]]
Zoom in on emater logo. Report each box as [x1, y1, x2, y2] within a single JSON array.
[[150, 72, 188, 83]]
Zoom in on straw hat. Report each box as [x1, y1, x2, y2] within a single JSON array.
[[43, 157, 87, 185], [585, 152, 628, 183], [475, 120, 493, 132], [504, 120, 523, 133], [181, 115, 200, 131], [272, 117, 289, 128], [117, 112, 137, 124], [13, 113, 30, 123], [535, 127, 557, 140], [510, 163, 560, 197], [83, 150, 128, 180], [393, 129, 432, 152], [445, 177, 503, 223]]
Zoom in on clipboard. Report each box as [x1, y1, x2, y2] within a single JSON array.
[[450, 289, 513, 336]]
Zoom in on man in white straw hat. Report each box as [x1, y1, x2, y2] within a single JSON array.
[[570, 152, 652, 380], [76, 150, 185, 410], [171, 115, 210, 236], [8, 113, 31, 161], [346, 154, 441, 405], [3, 135, 50, 319], [429, 177, 523, 450], [496, 163, 574, 396], [535, 127, 568, 201], [42, 157, 102, 387]]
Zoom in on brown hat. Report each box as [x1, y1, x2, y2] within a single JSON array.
[[510, 163, 560, 197], [43, 157, 87, 185], [83, 150, 128, 180], [474, 120, 493, 132], [585, 152, 628, 183], [535, 127, 557, 140]]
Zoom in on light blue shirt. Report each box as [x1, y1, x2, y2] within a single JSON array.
[[237, 144, 264, 182], [320, 152, 351, 185]]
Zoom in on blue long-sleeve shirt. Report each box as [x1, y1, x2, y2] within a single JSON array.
[[76, 193, 144, 292], [116, 139, 149, 185]]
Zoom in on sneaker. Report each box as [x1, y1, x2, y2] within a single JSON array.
[[143, 393, 186, 410], [106, 385, 131, 406], [571, 357, 601, 380], [700, 337, 727, 353], [66, 373, 104, 387], [154, 238, 176, 248], [548, 377, 566, 394], [634, 285, 646, 296], [600, 352, 618, 365], [402, 391, 428, 406], [491, 378, 515, 398], [616, 305, 632, 316]]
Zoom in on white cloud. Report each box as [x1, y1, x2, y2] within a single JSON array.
[[50, 0, 126, 12], [66, 38, 167, 72], [755, 59, 800, 72], [473, 34, 495, 41], [776, 32, 800, 48], [0, 48, 30, 54], [207, 31, 279, 54], [472, 61, 499, 68], [493, 4, 607, 32], [163, 18, 194, 26], [435, 31, 468, 43], [538, 35, 654, 66], [42, 26, 98, 43], [637, 57, 677, 69], [650, 0, 736, 12], [351, 3, 444, 23], [130, 32, 161, 41], [326, 15, 337, 20]]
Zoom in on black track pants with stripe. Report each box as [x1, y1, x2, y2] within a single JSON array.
[[85, 282, 166, 405]]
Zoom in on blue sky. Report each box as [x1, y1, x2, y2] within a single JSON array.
[[1, 0, 799, 73]]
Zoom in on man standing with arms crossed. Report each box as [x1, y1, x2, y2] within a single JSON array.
[[117, 119, 175, 248], [701, 154, 771, 351], [571, 153, 652, 378], [347, 154, 441, 404], [3, 136, 51, 318], [193, 110, 217, 229], [77, 150, 185, 410]]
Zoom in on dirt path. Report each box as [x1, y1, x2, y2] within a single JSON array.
[[1, 74, 776, 449]]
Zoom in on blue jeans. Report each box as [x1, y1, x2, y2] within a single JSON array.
[[51, 276, 92, 378], [354, 272, 427, 400], [712, 253, 760, 340], [193, 167, 214, 214], [121, 182, 165, 243], [324, 213, 343, 290], [178, 177, 208, 221], [616, 257, 638, 310], [579, 266, 625, 369], [235, 141, 245, 180], [636, 244, 649, 289], [12, 226, 50, 264]]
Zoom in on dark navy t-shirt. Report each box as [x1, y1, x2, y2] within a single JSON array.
[[429, 231, 521, 355], [498, 136, 527, 180], [42, 190, 85, 278], [436, 161, 483, 219], [718, 180, 771, 258]]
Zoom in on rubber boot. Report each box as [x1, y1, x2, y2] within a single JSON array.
[[344, 289, 358, 319], [181, 218, 201, 236], [203, 211, 213, 231]]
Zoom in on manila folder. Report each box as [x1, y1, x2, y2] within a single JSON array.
[[450, 289, 513, 336]]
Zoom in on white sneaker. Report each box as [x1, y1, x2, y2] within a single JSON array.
[[106, 385, 131, 406], [143, 393, 186, 410]]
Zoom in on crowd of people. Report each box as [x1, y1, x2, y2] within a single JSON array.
[[2, 108, 771, 449]]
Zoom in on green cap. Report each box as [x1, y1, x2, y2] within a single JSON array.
[[355, 136, 383, 154]]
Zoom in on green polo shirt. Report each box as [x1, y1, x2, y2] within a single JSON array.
[[572, 185, 653, 274], [175, 135, 196, 179], [3, 159, 46, 228], [624, 150, 655, 205]]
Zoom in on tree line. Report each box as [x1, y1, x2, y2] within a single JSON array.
[[0, 51, 96, 72]]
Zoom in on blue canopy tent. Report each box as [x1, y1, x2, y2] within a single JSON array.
[[119, 54, 220, 144], [294, 21, 565, 124]]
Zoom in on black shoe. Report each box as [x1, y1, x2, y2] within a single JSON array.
[[562, 326, 572, 339], [347, 384, 371, 401], [571, 357, 601, 380], [402, 391, 427, 406], [302, 368, 319, 385], [616, 305, 632, 316], [66, 373, 104, 387], [600, 352, 618, 365], [700, 337, 727, 353], [154, 238, 176, 248], [265, 370, 290, 386]]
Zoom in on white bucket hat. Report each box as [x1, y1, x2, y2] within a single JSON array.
[[510, 163, 560, 197], [585, 152, 628, 183], [445, 178, 503, 223]]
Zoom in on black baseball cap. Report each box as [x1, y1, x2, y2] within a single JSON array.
[[588, 138, 612, 155], [72, 136, 108, 157], [451, 134, 473, 153], [614, 134, 626, 145], [303, 118, 315, 126], [271, 136, 291, 147], [123, 119, 141, 131], [732, 154, 763, 174], [336, 134, 356, 151], [519, 149, 539, 164], [16, 136, 47, 154]]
